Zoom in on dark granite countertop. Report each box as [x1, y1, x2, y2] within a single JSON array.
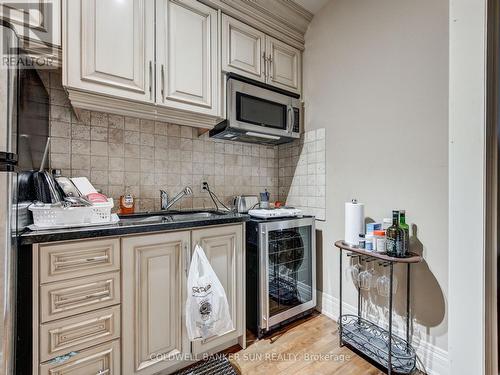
[[19, 210, 249, 245]]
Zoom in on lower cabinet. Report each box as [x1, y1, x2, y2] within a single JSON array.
[[35, 238, 123, 375], [122, 231, 191, 375], [121, 224, 244, 374], [39, 339, 120, 375], [33, 224, 244, 375], [191, 225, 244, 355]]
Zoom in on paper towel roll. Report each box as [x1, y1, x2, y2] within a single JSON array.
[[345, 200, 365, 246]]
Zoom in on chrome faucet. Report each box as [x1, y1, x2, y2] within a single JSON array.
[[160, 190, 169, 210], [160, 186, 193, 210]]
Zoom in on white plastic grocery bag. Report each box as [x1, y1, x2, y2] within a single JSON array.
[[186, 245, 234, 341]]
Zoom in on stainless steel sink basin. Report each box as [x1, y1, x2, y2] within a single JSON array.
[[130, 215, 168, 223], [119, 210, 229, 224], [168, 212, 224, 221]]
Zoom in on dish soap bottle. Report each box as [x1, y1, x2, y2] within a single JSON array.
[[120, 187, 135, 214]]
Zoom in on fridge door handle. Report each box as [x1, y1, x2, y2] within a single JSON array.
[[0, 171, 16, 375], [0, 25, 18, 157], [259, 225, 270, 331]]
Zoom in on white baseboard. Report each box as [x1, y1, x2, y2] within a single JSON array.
[[316, 291, 449, 375]]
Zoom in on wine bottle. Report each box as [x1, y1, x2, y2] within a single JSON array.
[[399, 210, 410, 255], [385, 210, 404, 257]]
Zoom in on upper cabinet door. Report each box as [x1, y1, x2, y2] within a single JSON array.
[[221, 14, 265, 82], [156, 0, 220, 116], [266, 36, 301, 94], [64, 0, 155, 102], [0, 0, 61, 47]]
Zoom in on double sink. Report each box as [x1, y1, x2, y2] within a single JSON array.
[[119, 210, 231, 225]]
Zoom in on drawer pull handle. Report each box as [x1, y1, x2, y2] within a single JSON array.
[[53, 255, 109, 267], [96, 369, 109, 375], [54, 290, 110, 306], [48, 351, 78, 365], [59, 323, 106, 342]]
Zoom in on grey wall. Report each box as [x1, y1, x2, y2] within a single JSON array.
[[304, 0, 449, 355]]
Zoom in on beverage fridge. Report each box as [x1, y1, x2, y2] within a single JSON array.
[[246, 216, 316, 338], [0, 20, 49, 375]]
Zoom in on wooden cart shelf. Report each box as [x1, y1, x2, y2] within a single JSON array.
[[334, 240, 422, 264]]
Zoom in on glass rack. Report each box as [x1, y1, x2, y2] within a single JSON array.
[[334, 241, 422, 375]]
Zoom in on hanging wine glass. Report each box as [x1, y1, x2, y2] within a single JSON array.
[[376, 272, 398, 297], [345, 256, 362, 288], [358, 261, 374, 291]]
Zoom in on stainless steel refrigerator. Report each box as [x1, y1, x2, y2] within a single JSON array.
[[0, 20, 49, 375]]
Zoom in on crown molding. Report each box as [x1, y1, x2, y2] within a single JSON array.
[[201, 0, 312, 49], [275, 0, 314, 23]]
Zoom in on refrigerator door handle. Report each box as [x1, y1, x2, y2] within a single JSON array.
[[259, 224, 270, 331], [0, 24, 19, 158], [0, 171, 17, 375]]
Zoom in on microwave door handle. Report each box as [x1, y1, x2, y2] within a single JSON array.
[[287, 105, 293, 134]]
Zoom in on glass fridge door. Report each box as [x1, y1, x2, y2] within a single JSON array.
[[260, 218, 316, 329]]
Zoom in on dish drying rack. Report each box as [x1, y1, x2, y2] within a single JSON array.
[[334, 241, 422, 375], [29, 199, 115, 229]]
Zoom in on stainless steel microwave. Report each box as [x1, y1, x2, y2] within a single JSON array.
[[209, 74, 301, 144]]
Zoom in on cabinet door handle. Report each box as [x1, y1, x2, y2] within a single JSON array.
[[262, 52, 267, 80], [268, 54, 273, 80], [184, 242, 190, 277], [96, 369, 109, 375], [149, 61, 153, 100], [161, 64, 165, 103]]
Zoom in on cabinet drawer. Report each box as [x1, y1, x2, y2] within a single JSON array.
[[40, 306, 120, 362], [39, 339, 120, 375], [40, 238, 120, 284], [40, 272, 120, 323]]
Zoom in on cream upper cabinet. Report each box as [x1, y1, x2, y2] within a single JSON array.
[[221, 15, 302, 94], [0, 0, 61, 47], [221, 14, 265, 82], [122, 231, 191, 375], [191, 224, 244, 355], [64, 0, 155, 102], [266, 36, 301, 93], [156, 0, 220, 116]]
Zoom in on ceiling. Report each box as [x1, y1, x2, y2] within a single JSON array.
[[293, 0, 330, 14]]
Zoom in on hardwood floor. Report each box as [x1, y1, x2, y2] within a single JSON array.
[[229, 313, 387, 375]]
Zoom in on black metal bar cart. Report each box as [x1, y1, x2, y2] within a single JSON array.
[[335, 240, 422, 375]]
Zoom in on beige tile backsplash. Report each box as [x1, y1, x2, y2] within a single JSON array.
[[42, 70, 278, 212], [278, 129, 326, 220], [41, 70, 326, 218]]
